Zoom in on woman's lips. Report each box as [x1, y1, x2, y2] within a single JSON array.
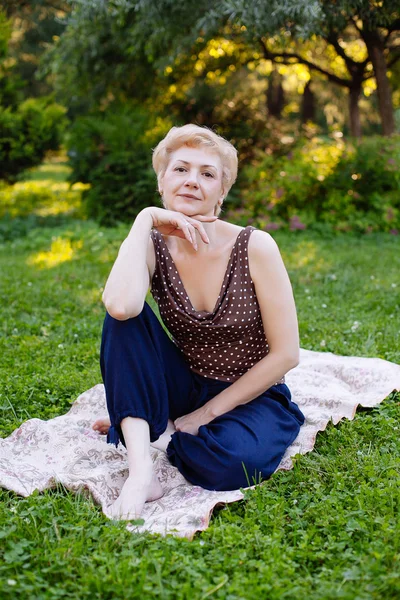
[[178, 194, 201, 200]]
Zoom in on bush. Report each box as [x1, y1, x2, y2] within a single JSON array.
[[66, 105, 173, 225], [237, 135, 400, 234], [0, 97, 67, 182]]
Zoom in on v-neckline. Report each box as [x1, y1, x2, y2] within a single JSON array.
[[159, 226, 248, 316]]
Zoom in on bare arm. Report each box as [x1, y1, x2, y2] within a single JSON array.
[[102, 208, 154, 320], [202, 230, 300, 418], [102, 207, 217, 320]]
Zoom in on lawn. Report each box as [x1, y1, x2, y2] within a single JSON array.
[[0, 158, 399, 599]]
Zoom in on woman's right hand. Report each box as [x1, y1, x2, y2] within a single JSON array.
[[145, 207, 218, 251]]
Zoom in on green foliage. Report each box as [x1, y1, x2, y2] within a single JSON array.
[[0, 97, 68, 182], [238, 135, 400, 233], [66, 105, 173, 225], [41, 1, 157, 117], [3, 1, 69, 99], [0, 9, 11, 60]]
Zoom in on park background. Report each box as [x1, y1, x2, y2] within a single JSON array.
[[0, 1, 399, 598]]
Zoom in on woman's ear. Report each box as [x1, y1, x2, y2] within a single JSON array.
[[157, 173, 164, 196]]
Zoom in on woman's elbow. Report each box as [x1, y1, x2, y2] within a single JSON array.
[[288, 351, 300, 368], [102, 294, 142, 321]]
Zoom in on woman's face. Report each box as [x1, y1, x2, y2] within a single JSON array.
[[160, 145, 224, 217]]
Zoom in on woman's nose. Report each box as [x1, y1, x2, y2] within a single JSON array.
[[184, 171, 199, 187]]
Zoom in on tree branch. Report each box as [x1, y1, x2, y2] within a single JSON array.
[[383, 18, 400, 45], [326, 30, 361, 73], [258, 37, 352, 88]]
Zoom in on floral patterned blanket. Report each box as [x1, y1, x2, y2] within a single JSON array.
[[1, 348, 399, 540]]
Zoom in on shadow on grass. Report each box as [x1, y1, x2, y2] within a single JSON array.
[[0, 213, 86, 243]]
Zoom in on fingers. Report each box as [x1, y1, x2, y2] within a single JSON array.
[[178, 220, 198, 250], [183, 217, 213, 245]]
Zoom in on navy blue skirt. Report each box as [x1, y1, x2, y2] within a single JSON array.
[[100, 302, 305, 492]]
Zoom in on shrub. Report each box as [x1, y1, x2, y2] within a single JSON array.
[[237, 135, 400, 234], [66, 106, 173, 225], [0, 97, 68, 182]]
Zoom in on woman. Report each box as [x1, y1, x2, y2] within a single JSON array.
[[92, 124, 305, 520]]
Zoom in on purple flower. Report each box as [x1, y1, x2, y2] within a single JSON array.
[[389, 228, 398, 235], [265, 222, 281, 231], [289, 215, 306, 230]]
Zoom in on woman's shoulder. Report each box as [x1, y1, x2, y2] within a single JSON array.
[[247, 226, 279, 251], [247, 229, 281, 271]]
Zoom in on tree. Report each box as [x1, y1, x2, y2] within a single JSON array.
[[41, 0, 160, 117], [125, 0, 400, 136], [2, 0, 70, 99]]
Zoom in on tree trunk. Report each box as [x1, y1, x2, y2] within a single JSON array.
[[301, 80, 316, 123], [267, 69, 285, 118], [349, 83, 362, 137], [363, 30, 395, 136]]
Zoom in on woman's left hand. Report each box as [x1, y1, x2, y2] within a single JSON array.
[[174, 406, 213, 436]]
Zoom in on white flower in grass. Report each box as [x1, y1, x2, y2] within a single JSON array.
[[370, 275, 375, 280], [7, 580, 17, 586], [320, 340, 326, 347], [322, 303, 327, 308], [391, 283, 397, 288], [351, 321, 361, 332]]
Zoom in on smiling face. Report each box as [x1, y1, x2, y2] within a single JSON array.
[[160, 145, 225, 217]]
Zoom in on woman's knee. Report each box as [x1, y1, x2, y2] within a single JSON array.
[[166, 431, 263, 491]]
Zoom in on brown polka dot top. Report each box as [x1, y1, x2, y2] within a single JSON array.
[[150, 225, 285, 385]]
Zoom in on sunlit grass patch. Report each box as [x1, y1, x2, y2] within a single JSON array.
[[27, 236, 84, 269], [22, 161, 72, 183], [0, 155, 90, 221]]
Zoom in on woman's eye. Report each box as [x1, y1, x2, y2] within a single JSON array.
[[174, 167, 214, 177]]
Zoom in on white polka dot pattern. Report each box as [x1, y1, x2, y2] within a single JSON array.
[[150, 226, 285, 385]]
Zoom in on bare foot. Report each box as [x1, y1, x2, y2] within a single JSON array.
[[108, 463, 164, 520], [92, 417, 111, 435]]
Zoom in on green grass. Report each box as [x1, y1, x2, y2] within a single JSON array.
[[0, 159, 399, 599]]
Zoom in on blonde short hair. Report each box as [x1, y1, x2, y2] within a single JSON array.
[[152, 124, 238, 217]]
